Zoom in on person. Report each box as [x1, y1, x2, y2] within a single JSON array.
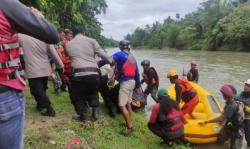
[[199, 85, 246, 149], [99, 65, 116, 117], [99, 40, 141, 135], [65, 28, 73, 41], [235, 79, 250, 147], [19, 33, 64, 116], [148, 88, 186, 146], [66, 25, 112, 122], [56, 28, 72, 92], [50, 66, 62, 95], [131, 89, 147, 111], [167, 70, 199, 119], [0, 1, 59, 149], [187, 60, 199, 83], [140, 59, 159, 103]]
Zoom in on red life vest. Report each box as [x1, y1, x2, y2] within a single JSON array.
[[165, 109, 184, 131], [0, 10, 26, 90], [122, 53, 136, 78], [56, 44, 71, 80], [142, 67, 159, 85], [177, 78, 197, 102]]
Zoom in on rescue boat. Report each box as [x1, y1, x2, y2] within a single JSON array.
[[167, 82, 223, 144]]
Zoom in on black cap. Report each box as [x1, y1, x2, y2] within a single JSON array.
[[141, 59, 150, 66]]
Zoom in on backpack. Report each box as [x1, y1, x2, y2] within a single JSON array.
[[228, 101, 245, 130], [235, 101, 245, 124]]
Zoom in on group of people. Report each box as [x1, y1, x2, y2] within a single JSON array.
[[0, 1, 250, 149], [146, 61, 249, 149]]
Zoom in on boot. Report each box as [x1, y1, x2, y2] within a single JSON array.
[[108, 107, 116, 118], [72, 114, 87, 123], [36, 104, 44, 111], [41, 106, 56, 117], [92, 107, 99, 120]]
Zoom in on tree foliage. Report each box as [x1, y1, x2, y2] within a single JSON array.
[[20, 0, 116, 47], [127, 0, 250, 51]]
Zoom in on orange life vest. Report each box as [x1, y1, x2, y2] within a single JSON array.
[[177, 78, 197, 102], [0, 10, 26, 90], [56, 44, 71, 79]]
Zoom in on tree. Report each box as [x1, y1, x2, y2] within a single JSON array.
[[20, 0, 109, 46], [126, 0, 250, 51]]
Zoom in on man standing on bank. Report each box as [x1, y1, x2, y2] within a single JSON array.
[[19, 33, 64, 117], [0, 1, 59, 149], [99, 40, 141, 135], [140, 59, 159, 103], [66, 26, 112, 122]]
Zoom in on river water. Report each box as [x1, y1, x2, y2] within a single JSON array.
[[107, 48, 250, 106], [107, 48, 250, 148]]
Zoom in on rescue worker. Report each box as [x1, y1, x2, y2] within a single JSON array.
[[0, 1, 59, 149], [19, 33, 64, 116], [51, 30, 63, 95], [65, 29, 73, 41], [66, 25, 112, 122], [99, 40, 141, 135], [56, 28, 72, 92], [199, 85, 246, 149], [167, 70, 199, 119], [50, 67, 62, 95], [187, 60, 199, 83], [148, 88, 185, 146], [235, 79, 250, 147], [141, 59, 159, 103]]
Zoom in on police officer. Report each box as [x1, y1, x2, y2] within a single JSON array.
[[66, 25, 112, 122]]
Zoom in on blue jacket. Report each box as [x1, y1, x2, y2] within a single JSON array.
[[99, 50, 141, 88]]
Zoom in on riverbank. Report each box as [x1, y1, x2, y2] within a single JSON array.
[[24, 83, 190, 149]]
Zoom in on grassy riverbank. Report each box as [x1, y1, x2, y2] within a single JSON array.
[[24, 83, 191, 149]]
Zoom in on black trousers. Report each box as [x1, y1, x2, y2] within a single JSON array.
[[147, 122, 184, 143], [70, 75, 100, 116], [109, 84, 120, 111], [244, 119, 250, 145], [144, 85, 159, 103], [99, 75, 116, 113], [217, 125, 245, 149], [28, 77, 51, 109], [65, 80, 74, 102]]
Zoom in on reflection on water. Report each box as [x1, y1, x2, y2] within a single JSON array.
[[106, 48, 250, 148]]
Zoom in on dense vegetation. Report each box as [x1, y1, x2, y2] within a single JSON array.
[[20, 0, 118, 47], [126, 0, 250, 51]]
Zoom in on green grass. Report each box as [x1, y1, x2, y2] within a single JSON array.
[[24, 83, 191, 149]]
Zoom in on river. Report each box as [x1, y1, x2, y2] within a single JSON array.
[[107, 48, 250, 105], [106, 48, 250, 148]]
